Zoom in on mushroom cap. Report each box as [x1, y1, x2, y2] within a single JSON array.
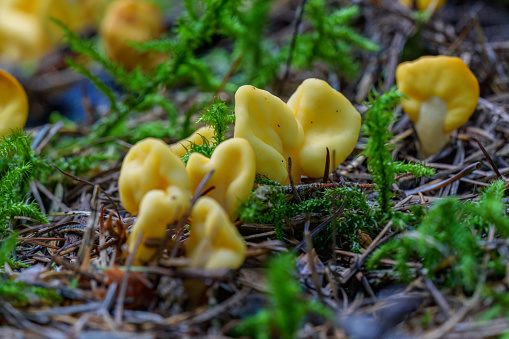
[[100, 0, 166, 71], [186, 138, 256, 220], [288, 78, 361, 178], [128, 187, 190, 265], [234, 85, 304, 184], [0, 0, 83, 62], [118, 138, 190, 215], [186, 197, 246, 270], [399, 0, 446, 11], [0, 69, 28, 137], [169, 126, 215, 157], [396, 56, 479, 134]]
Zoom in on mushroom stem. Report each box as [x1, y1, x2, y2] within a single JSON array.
[[414, 96, 450, 157]]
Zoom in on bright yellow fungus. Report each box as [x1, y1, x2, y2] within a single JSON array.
[[100, 0, 166, 71], [169, 126, 215, 158], [288, 78, 361, 179], [396, 56, 479, 157], [186, 138, 256, 220], [234, 79, 360, 184], [234, 85, 304, 184], [185, 197, 246, 270], [128, 188, 190, 266], [118, 138, 190, 215], [399, 0, 446, 12], [0, 69, 28, 137]]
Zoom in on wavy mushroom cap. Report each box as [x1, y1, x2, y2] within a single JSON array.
[[0, 69, 28, 137], [396, 56, 479, 156], [186, 138, 256, 220], [288, 78, 361, 179], [234, 85, 304, 184], [128, 188, 190, 266], [100, 0, 166, 71], [185, 197, 246, 270], [118, 138, 190, 215]]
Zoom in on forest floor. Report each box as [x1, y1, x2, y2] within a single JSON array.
[[2, 0, 509, 338]]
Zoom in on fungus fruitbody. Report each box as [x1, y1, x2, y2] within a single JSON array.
[[0, 0, 82, 62], [100, 0, 166, 71], [185, 197, 246, 270], [128, 188, 190, 265], [234, 79, 361, 184], [234, 85, 304, 184], [396, 56, 479, 157], [0, 69, 28, 137], [288, 78, 361, 179], [399, 0, 446, 12], [118, 138, 190, 215], [169, 126, 215, 157], [186, 138, 256, 220]]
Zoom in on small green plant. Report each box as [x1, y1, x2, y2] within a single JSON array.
[[292, 0, 379, 78], [238, 184, 374, 250], [232, 253, 332, 339], [0, 132, 48, 231], [196, 101, 235, 145], [181, 101, 235, 164], [361, 88, 434, 218], [367, 180, 509, 291], [0, 279, 62, 307]]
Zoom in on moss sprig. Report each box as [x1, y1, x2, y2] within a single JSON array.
[[232, 253, 332, 339], [362, 88, 435, 218], [368, 180, 509, 291]]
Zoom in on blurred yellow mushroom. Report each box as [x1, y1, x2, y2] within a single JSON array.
[[0, 0, 84, 62], [118, 138, 190, 215], [234, 85, 304, 184], [396, 56, 479, 157], [79, 0, 114, 27], [186, 138, 256, 220], [185, 197, 246, 270], [0, 69, 28, 137], [169, 126, 215, 158], [288, 78, 361, 179], [399, 0, 446, 12], [128, 188, 190, 265], [100, 0, 167, 71]]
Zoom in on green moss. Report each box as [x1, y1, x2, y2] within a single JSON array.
[[0, 280, 62, 307], [232, 253, 332, 339], [368, 180, 509, 291]]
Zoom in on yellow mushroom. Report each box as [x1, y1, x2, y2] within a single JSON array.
[[234, 85, 304, 184], [118, 138, 190, 215], [288, 78, 361, 179], [186, 138, 256, 220], [0, 69, 28, 137], [0, 0, 83, 62], [128, 188, 190, 266], [185, 197, 246, 270], [100, 0, 167, 71], [169, 126, 215, 158], [399, 0, 446, 12], [396, 56, 479, 157]]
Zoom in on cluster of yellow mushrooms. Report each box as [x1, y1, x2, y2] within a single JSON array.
[[117, 59, 480, 268], [0, 1, 480, 271]]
